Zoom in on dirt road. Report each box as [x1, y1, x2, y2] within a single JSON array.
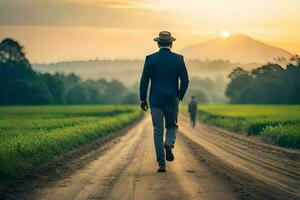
[[24, 115, 299, 200]]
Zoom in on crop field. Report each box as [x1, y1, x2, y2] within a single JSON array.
[[0, 105, 142, 179], [198, 105, 300, 149]]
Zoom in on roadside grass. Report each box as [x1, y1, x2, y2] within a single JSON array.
[[188, 105, 300, 149], [0, 105, 142, 180], [261, 124, 300, 148]]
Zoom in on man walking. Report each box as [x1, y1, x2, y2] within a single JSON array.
[[188, 96, 197, 127], [139, 31, 189, 173]]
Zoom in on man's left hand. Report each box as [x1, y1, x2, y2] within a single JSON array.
[[140, 101, 149, 111]]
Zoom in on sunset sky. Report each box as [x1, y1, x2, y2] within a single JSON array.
[[0, 0, 299, 63]]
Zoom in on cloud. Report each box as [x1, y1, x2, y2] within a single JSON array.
[[62, 0, 151, 8], [100, 0, 164, 11], [0, 0, 168, 27], [100, 0, 142, 7]]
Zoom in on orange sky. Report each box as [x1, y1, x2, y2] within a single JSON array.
[[0, 0, 299, 63]]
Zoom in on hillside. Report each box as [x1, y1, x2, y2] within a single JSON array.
[[33, 59, 237, 85], [180, 34, 292, 63]]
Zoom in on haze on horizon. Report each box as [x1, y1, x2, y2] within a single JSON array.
[[0, 0, 299, 63]]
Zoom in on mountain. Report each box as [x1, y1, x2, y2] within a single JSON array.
[[180, 34, 292, 63]]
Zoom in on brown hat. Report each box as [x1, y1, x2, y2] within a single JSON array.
[[154, 31, 176, 42]]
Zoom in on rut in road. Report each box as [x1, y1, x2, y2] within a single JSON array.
[[179, 115, 300, 200], [27, 117, 236, 200]]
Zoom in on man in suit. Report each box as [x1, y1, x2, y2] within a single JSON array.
[[139, 31, 189, 173]]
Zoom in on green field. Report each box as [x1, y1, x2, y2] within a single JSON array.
[[0, 105, 142, 179], [198, 105, 300, 149]]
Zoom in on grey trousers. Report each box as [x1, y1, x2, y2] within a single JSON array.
[[150, 99, 179, 166]]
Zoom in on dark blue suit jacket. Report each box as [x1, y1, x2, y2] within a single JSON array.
[[139, 48, 189, 106]]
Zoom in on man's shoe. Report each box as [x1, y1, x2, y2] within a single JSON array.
[[165, 143, 174, 161], [157, 165, 166, 173]]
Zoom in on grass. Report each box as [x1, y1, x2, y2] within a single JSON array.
[[196, 105, 300, 149], [0, 105, 142, 180]]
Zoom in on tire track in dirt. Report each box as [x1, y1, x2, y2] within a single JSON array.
[[179, 115, 300, 200]]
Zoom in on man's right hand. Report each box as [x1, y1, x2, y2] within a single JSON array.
[[140, 101, 149, 111]]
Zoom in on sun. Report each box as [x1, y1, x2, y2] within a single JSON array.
[[220, 30, 231, 38]]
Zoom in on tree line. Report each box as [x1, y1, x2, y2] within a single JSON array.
[[183, 76, 227, 104], [226, 56, 300, 104], [0, 38, 139, 105]]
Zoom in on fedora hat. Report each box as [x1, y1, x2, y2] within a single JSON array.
[[154, 31, 176, 42]]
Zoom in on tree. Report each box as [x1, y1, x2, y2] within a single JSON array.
[[122, 93, 139, 104], [291, 55, 300, 66], [0, 38, 140, 105], [0, 38, 30, 67], [41, 73, 65, 104], [226, 61, 300, 104], [251, 64, 284, 103], [0, 38, 45, 104], [104, 80, 126, 104], [66, 84, 91, 104], [226, 68, 253, 103], [4, 79, 52, 105], [183, 77, 228, 104]]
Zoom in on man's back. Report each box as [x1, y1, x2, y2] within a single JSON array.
[[139, 31, 189, 172], [140, 48, 189, 106]]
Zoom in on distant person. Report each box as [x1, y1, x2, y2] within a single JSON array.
[[139, 31, 189, 173], [188, 96, 197, 127]]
